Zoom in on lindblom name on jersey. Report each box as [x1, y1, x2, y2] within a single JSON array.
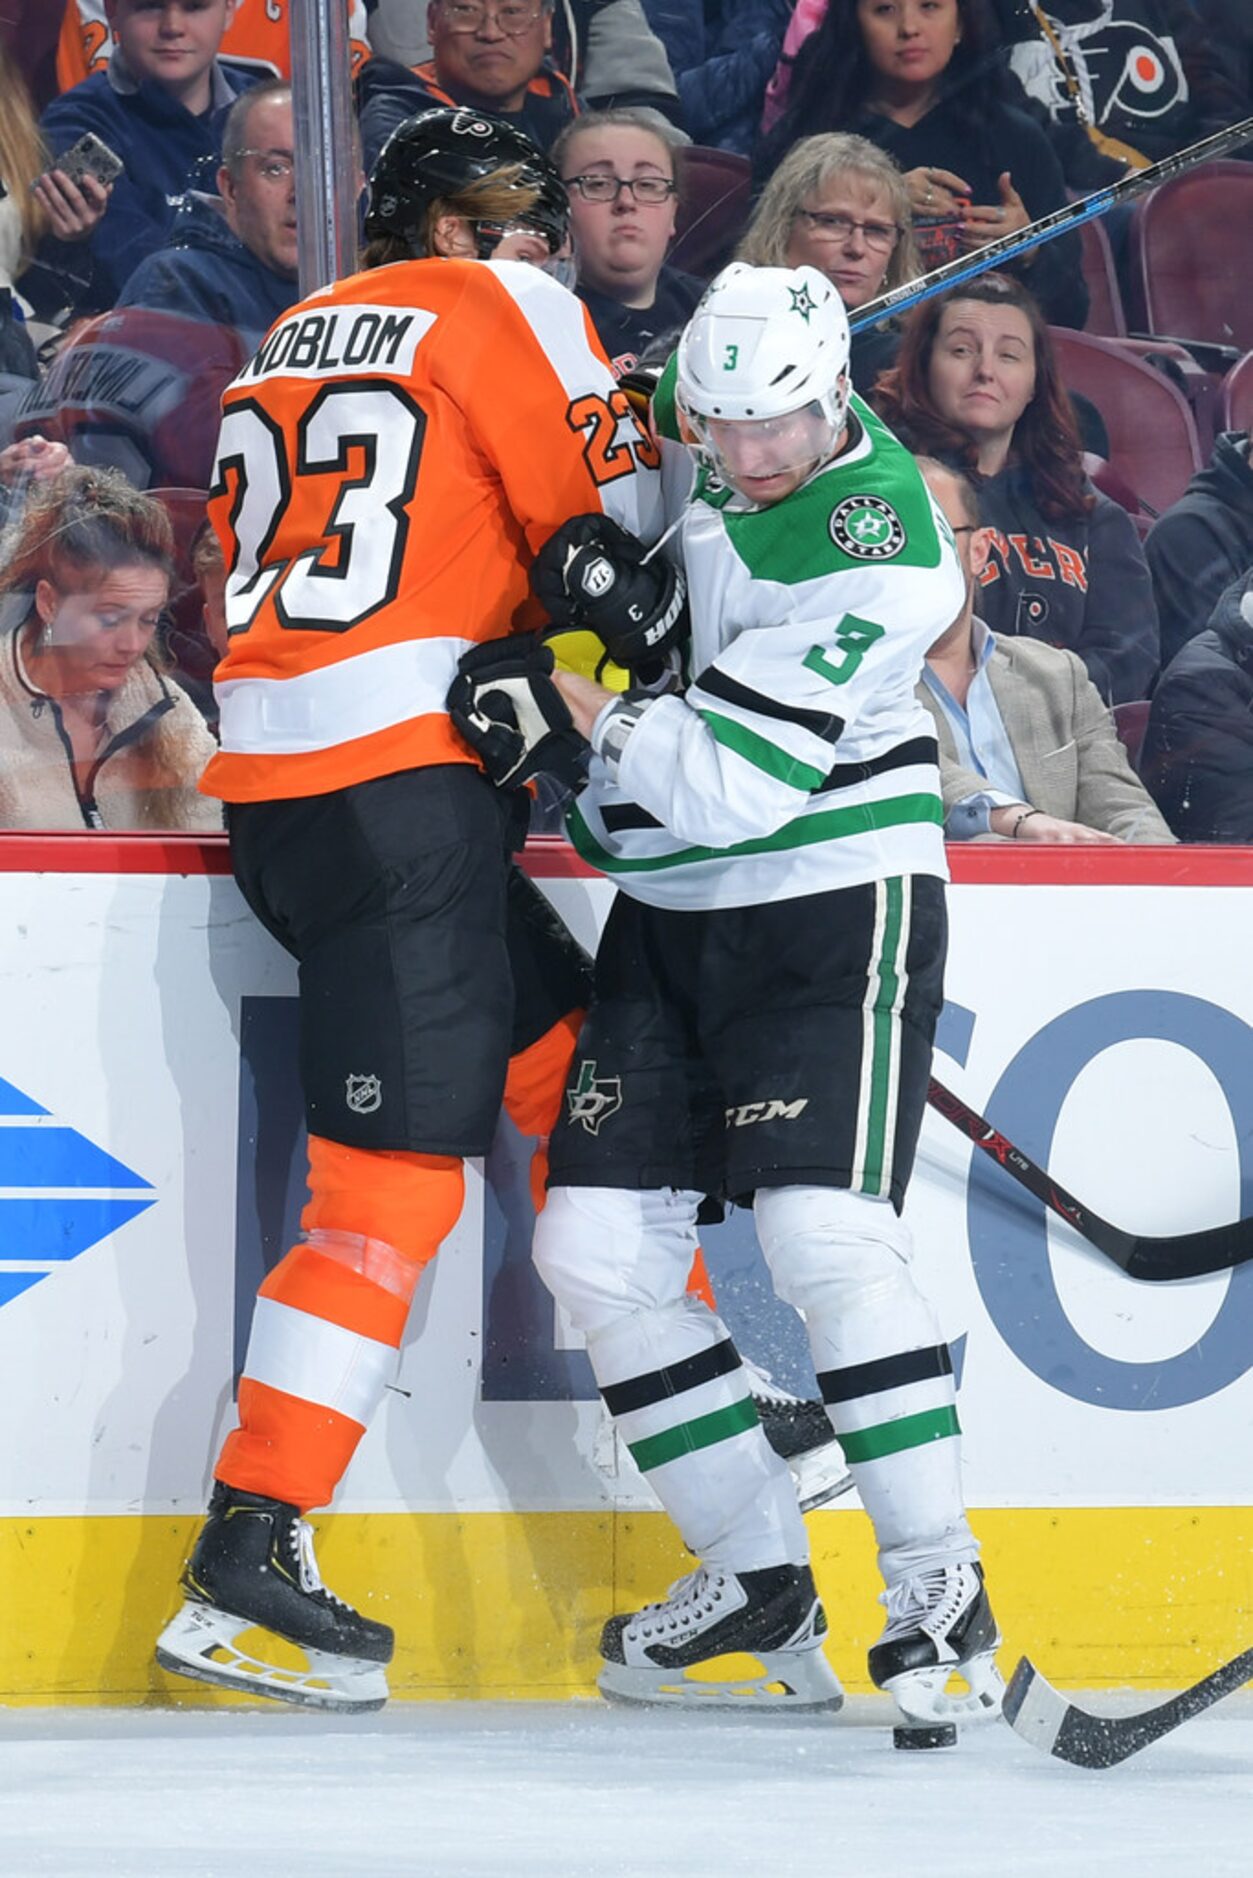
[[242, 306, 436, 383]]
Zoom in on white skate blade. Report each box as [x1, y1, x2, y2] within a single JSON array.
[[788, 1442, 855, 1515], [883, 1649, 1005, 1726], [156, 1600, 389, 1713], [598, 1646, 844, 1712]]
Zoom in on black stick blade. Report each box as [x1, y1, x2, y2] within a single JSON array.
[[1005, 1651, 1253, 1769]]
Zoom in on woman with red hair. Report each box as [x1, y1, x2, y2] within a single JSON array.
[[873, 273, 1159, 703]]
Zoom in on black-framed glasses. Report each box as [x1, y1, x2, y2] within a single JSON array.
[[438, 1, 543, 33], [795, 209, 901, 252], [563, 172, 677, 206]]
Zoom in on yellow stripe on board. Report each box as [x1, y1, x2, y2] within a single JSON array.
[[3, 1507, 1249, 1706]]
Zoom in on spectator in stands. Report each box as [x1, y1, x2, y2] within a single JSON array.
[[552, 109, 700, 375], [754, 0, 1088, 330], [116, 81, 299, 339], [36, 0, 261, 312], [1145, 431, 1253, 673], [643, 0, 790, 153], [358, 0, 582, 170], [1003, 2, 1246, 193], [917, 457, 1173, 842], [363, 0, 680, 135], [190, 515, 227, 660], [0, 464, 219, 830], [1141, 570, 1253, 843], [55, 0, 374, 86], [736, 133, 920, 391], [874, 273, 1160, 702]]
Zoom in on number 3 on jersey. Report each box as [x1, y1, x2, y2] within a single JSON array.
[[214, 380, 426, 635]]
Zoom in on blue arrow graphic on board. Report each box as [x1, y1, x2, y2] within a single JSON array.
[[0, 1077, 155, 1309]]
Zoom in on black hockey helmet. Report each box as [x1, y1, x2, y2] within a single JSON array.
[[364, 106, 569, 257]]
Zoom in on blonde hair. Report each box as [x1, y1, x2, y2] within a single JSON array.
[[0, 46, 49, 261], [737, 133, 920, 295], [0, 465, 175, 598], [361, 164, 544, 268]]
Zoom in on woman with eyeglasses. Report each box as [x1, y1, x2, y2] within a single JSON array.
[[737, 132, 920, 391], [754, 0, 1088, 330], [551, 109, 704, 377], [0, 464, 219, 830]]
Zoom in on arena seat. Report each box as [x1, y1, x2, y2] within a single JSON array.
[[1112, 699, 1151, 772], [1128, 162, 1253, 353], [668, 147, 752, 280], [1221, 352, 1253, 434], [1079, 217, 1126, 338], [1048, 328, 1203, 519]]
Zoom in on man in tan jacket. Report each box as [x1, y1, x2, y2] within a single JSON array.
[[916, 459, 1175, 845]]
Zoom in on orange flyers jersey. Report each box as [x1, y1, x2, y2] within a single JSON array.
[[57, 0, 372, 85], [201, 259, 664, 804]]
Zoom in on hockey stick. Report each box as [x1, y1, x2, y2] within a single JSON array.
[[1003, 1648, 1253, 1768], [925, 1076, 1253, 1283], [850, 114, 1253, 334]]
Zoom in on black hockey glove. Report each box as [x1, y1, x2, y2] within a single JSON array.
[[447, 634, 588, 792], [531, 513, 688, 668]]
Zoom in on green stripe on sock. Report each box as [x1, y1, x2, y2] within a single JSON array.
[[839, 1405, 960, 1465], [627, 1396, 760, 1473]]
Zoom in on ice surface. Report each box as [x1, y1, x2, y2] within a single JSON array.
[[1, 1697, 1250, 1878]]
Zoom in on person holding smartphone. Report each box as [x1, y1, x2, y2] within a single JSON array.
[[36, 0, 261, 311]]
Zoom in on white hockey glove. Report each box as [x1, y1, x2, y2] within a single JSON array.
[[531, 513, 688, 669], [447, 634, 588, 791]]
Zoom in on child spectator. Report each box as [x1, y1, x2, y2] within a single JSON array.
[[755, 0, 1088, 330], [54, 0, 374, 84], [37, 0, 261, 311], [874, 273, 1159, 702]]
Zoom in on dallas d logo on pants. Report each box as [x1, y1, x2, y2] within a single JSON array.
[[346, 1073, 383, 1115], [566, 1060, 622, 1135]]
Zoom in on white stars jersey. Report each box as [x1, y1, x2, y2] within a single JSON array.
[[568, 384, 966, 910]]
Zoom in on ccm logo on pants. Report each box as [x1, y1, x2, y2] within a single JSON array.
[[726, 1099, 809, 1128]]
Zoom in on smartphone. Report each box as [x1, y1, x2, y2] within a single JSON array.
[[43, 132, 124, 192]]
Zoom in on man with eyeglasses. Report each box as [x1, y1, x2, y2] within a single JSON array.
[[551, 109, 703, 377], [359, 0, 579, 172]]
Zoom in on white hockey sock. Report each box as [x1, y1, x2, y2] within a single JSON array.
[[589, 1300, 809, 1575], [756, 1184, 978, 1583]]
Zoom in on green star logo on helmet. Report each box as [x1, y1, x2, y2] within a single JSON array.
[[788, 283, 818, 323]]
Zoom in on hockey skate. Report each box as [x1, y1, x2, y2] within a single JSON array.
[[598, 1562, 844, 1711], [741, 1360, 854, 1514], [868, 1561, 1004, 1727], [156, 1483, 394, 1713], [592, 1364, 853, 1516]]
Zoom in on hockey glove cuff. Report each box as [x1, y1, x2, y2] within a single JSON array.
[[447, 634, 588, 792], [531, 513, 689, 668]]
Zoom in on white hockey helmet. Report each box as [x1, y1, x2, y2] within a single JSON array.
[[676, 263, 852, 490]]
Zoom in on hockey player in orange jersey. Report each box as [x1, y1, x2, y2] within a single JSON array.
[[154, 108, 676, 1712]]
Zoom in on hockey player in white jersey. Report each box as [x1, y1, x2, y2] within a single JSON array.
[[450, 262, 1003, 1729]]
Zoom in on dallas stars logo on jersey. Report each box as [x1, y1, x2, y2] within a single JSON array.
[[566, 1060, 623, 1135], [829, 495, 906, 561]]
